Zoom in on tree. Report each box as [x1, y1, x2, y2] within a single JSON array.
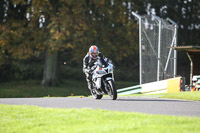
[[28, 0, 91, 86], [0, 0, 31, 64], [143, 0, 200, 45], [0, 0, 143, 83], [6, 0, 199, 84]]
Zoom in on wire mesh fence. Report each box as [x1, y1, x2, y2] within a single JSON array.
[[141, 15, 159, 83], [132, 12, 177, 84]]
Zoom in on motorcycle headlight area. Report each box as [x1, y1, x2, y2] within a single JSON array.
[[96, 70, 107, 74]]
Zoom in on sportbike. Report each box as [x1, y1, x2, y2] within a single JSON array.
[[90, 56, 117, 100]]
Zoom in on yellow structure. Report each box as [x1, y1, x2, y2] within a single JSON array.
[[167, 77, 181, 93]]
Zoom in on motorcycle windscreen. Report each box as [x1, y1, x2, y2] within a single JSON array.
[[98, 56, 108, 68]]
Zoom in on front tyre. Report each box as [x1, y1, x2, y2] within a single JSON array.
[[107, 80, 117, 100], [90, 89, 103, 99]]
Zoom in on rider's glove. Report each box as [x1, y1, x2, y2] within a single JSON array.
[[91, 66, 96, 72]]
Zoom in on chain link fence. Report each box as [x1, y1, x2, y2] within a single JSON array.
[[132, 12, 177, 84]]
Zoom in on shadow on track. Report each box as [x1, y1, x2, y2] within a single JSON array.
[[116, 98, 190, 102]]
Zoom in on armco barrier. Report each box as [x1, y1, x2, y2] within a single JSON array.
[[141, 80, 168, 94], [117, 77, 181, 95], [117, 85, 142, 95]]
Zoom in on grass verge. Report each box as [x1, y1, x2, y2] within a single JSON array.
[[131, 91, 200, 101], [0, 80, 89, 98], [0, 80, 136, 98], [0, 104, 200, 133], [160, 91, 200, 101]]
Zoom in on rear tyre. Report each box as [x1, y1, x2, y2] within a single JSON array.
[[107, 80, 117, 100]]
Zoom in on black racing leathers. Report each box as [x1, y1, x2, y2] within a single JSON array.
[[83, 52, 111, 90]]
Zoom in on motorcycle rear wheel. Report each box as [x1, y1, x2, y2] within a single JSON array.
[[107, 80, 117, 100]]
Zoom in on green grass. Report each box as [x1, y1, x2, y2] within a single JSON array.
[[131, 91, 200, 101], [1, 79, 199, 102], [160, 91, 200, 101], [0, 104, 200, 133], [0, 80, 89, 98], [0, 80, 136, 98]]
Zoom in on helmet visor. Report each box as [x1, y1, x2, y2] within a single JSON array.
[[92, 53, 98, 58]]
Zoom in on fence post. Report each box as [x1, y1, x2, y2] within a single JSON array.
[[132, 12, 142, 85], [152, 15, 162, 81], [166, 18, 178, 78]]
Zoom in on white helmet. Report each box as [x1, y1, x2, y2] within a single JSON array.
[[89, 45, 99, 59]]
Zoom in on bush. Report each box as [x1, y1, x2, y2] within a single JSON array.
[[0, 60, 43, 82]]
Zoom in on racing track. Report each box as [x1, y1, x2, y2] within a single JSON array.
[[0, 96, 200, 117]]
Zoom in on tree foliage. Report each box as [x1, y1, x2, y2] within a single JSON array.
[[0, 0, 199, 84], [143, 0, 200, 45]]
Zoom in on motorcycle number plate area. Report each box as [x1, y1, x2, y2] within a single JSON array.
[[97, 70, 106, 74]]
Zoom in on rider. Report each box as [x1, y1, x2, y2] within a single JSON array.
[[83, 45, 112, 90]]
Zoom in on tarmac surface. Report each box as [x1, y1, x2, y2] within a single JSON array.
[[0, 96, 200, 117]]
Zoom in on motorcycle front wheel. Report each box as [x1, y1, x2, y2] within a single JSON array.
[[90, 89, 103, 99], [107, 79, 117, 100]]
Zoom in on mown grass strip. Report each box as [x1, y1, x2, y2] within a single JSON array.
[[130, 91, 200, 101], [0, 80, 136, 98], [0, 104, 200, 133], [160, 91, 200, 101]]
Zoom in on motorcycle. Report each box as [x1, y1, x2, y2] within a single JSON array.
[[90, 56, 117, 100]]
